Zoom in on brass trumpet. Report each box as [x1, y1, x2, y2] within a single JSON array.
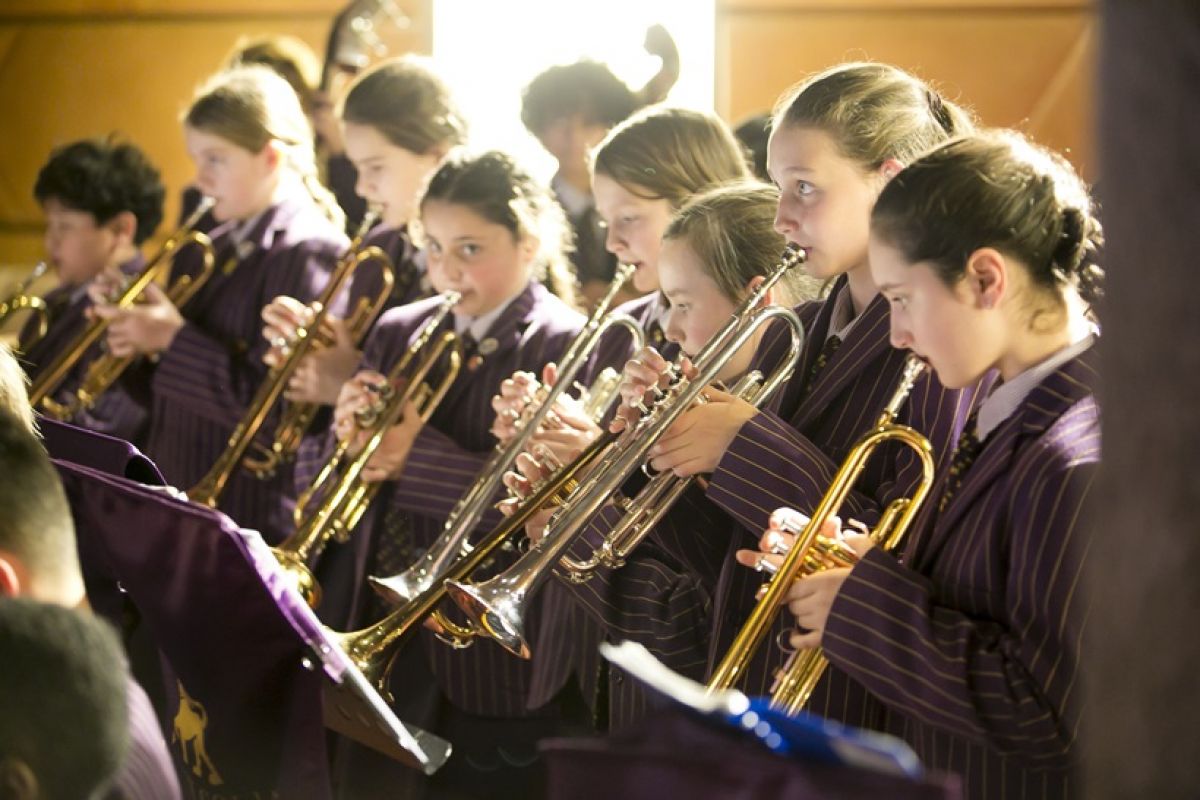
[[705, 355, 935, 712], [270, 291, 463, 608], [331, 430, 617, 695], [31, 198, 217, 418], [368, 263, 644, 618], [0, 262, 51, 347], [445, 246, 808, 659], [188, 210, 395, 508]]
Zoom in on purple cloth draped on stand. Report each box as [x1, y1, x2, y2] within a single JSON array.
[[40, 417, 164, 484]]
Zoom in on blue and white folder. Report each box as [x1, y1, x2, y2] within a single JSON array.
[[600, 640, 923, 779]]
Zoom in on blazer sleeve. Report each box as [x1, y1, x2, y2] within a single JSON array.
[[821, 455, 1096, 765], [557, 503, 713, 678], [152, 242, 334, 427], [705, 373, 969, 537], [387, 424, 501, 528]]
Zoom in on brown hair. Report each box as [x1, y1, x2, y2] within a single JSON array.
[[418, 150, 579, 310], [663, 182, 820, 308], [773, 62, 973, 171], [872, 130, 1104, 317], [185, 65, 344, 228], [592, 107, 750, 208], [341, 56, 467, 156], [226, 34, 320, 114]]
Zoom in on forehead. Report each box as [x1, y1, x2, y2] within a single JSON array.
[[342, 121, 397, 158], [766, 125, 852, 179], [184, 126, 242, 155], [657, 238, 710, 292], [42, 198, 97, 225], [591, 173, 658, 211], [420, 199, 508, 238]]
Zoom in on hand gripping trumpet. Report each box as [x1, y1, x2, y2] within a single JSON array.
[[705, 355, 935, 712], [269, 291, 462, 608], [444, 245, 808, 659], [31, 197, 218, 417], [0, 262, 51, 347], [188, 210, 395, 507], [367, 263, 644, 617]]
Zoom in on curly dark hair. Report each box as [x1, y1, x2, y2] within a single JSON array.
[[34, 137, 165, 245], [520, 61, 638, 136]]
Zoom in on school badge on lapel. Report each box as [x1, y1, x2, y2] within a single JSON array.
[[467, 336, 497, 371]]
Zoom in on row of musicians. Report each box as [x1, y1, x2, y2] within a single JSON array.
[[15, 58, 1101, 800]]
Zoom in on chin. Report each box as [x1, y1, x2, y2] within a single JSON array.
[[631, 266, 657, 294]]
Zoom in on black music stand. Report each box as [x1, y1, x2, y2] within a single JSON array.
[[55, 460, 450, 799]]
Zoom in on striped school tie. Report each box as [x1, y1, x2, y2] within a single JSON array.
[[938, 409, 983, 513], [801, 334, 842, 399]]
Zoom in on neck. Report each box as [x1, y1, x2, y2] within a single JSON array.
[[715, 327, 763, 386], [997, 300, 1093, 382], [556, 164, 591, 195], [843, 262, 879, 318]]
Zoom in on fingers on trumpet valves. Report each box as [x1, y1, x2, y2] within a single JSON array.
[[530, 441, 561, 472], [754, 553, 780, 576], [770, 506, 811, 536]]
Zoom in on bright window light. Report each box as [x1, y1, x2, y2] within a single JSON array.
[[433, 0, 715, 182]]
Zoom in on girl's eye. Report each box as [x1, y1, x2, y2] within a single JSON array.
[[796, 181, 815, 196], [889, 296, 908, 310], [459, 243, 480, 258]]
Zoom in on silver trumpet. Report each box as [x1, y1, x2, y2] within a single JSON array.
[[445, 246, 807, 659]]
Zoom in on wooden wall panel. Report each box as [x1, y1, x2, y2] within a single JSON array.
[[716, 1, 1095, 176], [1, 0, 1094, 284], [0, 2, 428, 276]]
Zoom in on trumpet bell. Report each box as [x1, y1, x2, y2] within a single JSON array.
[[367, 569, 425, 606], [443, 577, 530, 659]]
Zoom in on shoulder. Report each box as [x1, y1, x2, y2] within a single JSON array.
[[526, 282, 586, 335], [374, 294, 445, 333], [271, 200, 349, 257]]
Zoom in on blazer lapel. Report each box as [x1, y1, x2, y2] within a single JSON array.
[[906, 344, 1101, 571], [794, 289, 893, 430]]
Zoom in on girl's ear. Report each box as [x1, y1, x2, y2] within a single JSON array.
[[261, 139, 283, 172], [964, 247, 1007, 310], [517, 232, 541, 270], [746, 274, 773, 307], [879, 158, 905, 182]]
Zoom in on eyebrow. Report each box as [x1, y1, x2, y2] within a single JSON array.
[[874, 281, 906, 293]]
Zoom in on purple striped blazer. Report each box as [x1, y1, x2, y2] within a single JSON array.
[[19, 256, 150, 445], [145, 197, 346, 543], [526, 290, 678, 729], [321, 281, 587, 717], [661, 277, 980, 725], [822, 345, 1100, 800]]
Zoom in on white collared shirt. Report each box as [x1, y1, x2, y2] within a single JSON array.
[[826, 282, 859, 342], [452, 284, 529, 342], [975, 331, 1097, 441]]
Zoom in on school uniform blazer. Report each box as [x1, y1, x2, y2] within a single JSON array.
[[145, 197, 346, 544], [823, 345, 1100, 800], [663, 277, 979, 725], [525, 290, 679, 729], [20, 255, 151, 445], [353, 281, 586, 717]]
